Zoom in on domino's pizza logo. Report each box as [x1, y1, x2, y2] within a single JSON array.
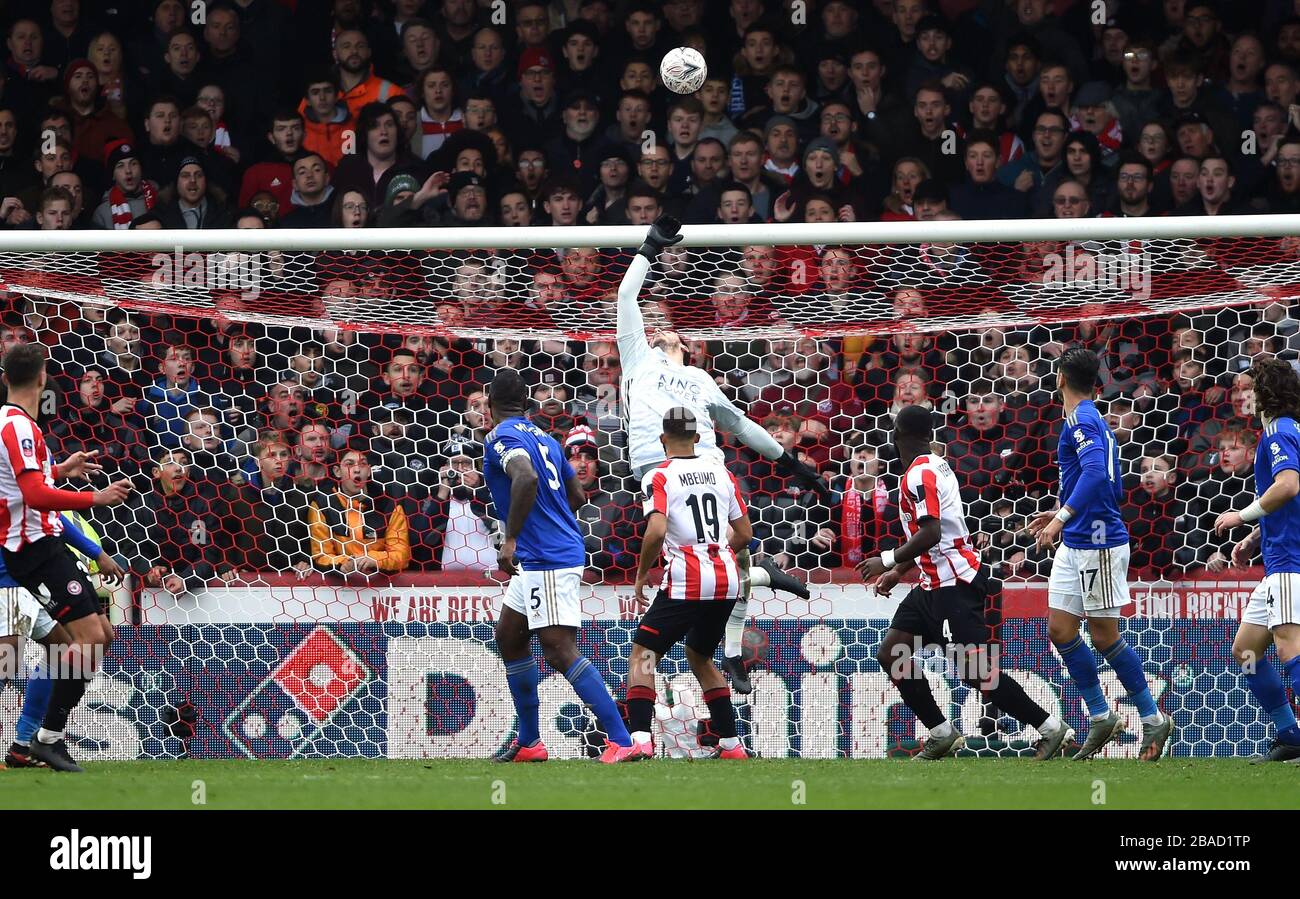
[[222, 626, 372, 759]]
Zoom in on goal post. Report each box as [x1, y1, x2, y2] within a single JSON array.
[[0, 217, 1289, 760]]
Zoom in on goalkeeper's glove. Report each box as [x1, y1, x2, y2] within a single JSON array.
[[637, 214, 683, 261], [776, 450, 831, 503]]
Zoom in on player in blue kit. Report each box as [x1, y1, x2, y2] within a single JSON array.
[[483, 368, 638, 764], [1214, 358, 1300, 763], [1, 511, 124, 769], [1028, 348, 1173, 760]]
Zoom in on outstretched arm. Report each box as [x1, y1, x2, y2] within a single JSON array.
[[708, 392, 832, 502], [615, 253, 653, 366], [616, 216, 683, 366]]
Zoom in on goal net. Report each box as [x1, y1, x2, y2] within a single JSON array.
[[0, 217, 1293, 761]]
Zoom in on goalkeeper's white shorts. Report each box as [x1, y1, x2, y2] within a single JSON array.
[[0, 586, 55, 640], [1243, 573, 1300, 630]]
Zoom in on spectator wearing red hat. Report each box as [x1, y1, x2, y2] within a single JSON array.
[[564, 425, 641, 574], [502, 47, 561, 148], [58, 59, 134, 165], [92, 140, 157, 229]]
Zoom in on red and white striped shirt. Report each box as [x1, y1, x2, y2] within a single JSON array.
[[642, 455, 746, 601], [0, 404, 63, 550], [899, 454, 980, 590], [418, 107, 465, 158]]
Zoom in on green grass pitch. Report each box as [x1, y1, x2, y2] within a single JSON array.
[[1, 758, 1296, 809]]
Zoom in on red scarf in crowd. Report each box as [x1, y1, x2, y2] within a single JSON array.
[[841, 485, 862, 567], [109, 181, 157, 228]]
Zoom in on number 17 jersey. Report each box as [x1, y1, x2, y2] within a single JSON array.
[[641, 454, 746, 601]]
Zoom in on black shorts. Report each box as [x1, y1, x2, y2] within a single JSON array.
[[635, 592, 736, 657], [1, 537, 100, 624], [890, 569, 995, 649]]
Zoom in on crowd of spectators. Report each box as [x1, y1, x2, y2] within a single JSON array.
[[0, 0, 1296, 587], [17, 285, 1283, 586]]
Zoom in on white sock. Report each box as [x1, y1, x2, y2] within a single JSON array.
[[1040, 714, 1063, 735], [723, 597, 748, 657], [36, 727, 62, 744], [631, 730, 652, 745], [1090, 711, 1111, 723], [1141, 712, 1164, 726], [748, 565, 770, 588], [719, 736, 740, 750], [930, 720, 953, 739]]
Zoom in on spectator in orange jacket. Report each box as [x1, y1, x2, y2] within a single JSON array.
[[333, 29, 405, 120], [308, 446, 411, 574], [299, 69, 354, 169]]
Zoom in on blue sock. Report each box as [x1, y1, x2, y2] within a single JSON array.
[[15, 662, 52, 746], [504, 657, 541, 747], [1099, 638, 1160, 720], [1244, 657, 1300, 743], [1054, 636, 1109, 718], [564, 657, 631, 746], [1282, 657, 1300, 741]]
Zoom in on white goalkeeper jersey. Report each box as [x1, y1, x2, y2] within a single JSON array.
[[615, 253, 767, 474], [619, 351, 737, 473], [641, 454, 746, 601]]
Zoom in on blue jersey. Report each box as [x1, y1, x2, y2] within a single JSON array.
[[1256, 418, 1300, 575], [1057, 400, 1128, 550], [484, 417, 584, 571]]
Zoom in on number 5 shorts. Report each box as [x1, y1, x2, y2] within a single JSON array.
[[1047, 543, 1132, 618], [502, 566, 585, 629]]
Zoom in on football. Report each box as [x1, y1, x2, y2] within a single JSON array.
[[659, 46, 707, 94]]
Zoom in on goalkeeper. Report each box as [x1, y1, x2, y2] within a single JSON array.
[[616, 215, 830, 693]]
